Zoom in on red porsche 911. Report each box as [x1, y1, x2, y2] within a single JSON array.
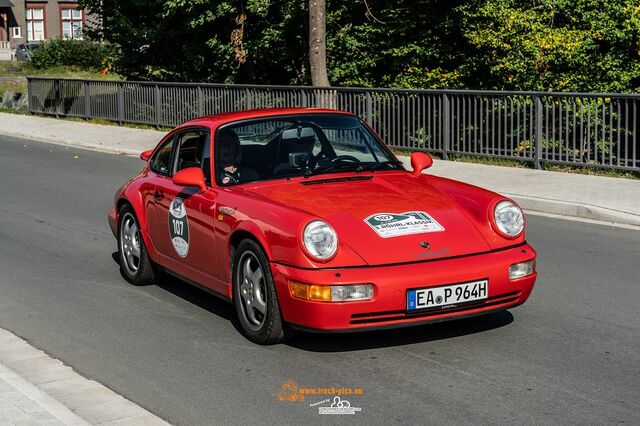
[[108, 108, 537, 344]]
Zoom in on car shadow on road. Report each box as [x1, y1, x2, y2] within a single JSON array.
[[111, 252, 515, 350], [286, 311, 514, 352], [111, 252, 244, 333]]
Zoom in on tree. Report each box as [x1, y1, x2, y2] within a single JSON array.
[[80, 0, 640, 93], [309, 0, 330, 86], [456, 0, 640, 92]]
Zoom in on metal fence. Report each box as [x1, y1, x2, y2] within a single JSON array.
[[27, 77, 640, 171]]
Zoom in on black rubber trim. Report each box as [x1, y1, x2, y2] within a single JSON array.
[[349, 292, 520, 325], [300, 176, 373, 185], [288, 301, 524, 334], [160, 267, 232, 303], [272, 241, 529, 271]]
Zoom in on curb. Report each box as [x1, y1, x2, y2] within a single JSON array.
[[0, 328, 170, 425], [0, 363, 88, 425], [507, 194, 640, 227], [0, 128, 146, 156]]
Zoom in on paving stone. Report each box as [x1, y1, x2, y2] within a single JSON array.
[[11, 418, 39, 425], [27, 409, 56, 422], [0, 406, 29, 421], [13, 397, 43, 413], [39, 378, 101, 399], [0, 398, 14, 410]]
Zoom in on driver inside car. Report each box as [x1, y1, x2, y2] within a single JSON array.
[[273, 127, 322, 176], [218, 130, 260, 185]]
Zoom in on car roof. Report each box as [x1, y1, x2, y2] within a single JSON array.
[[178, 108, 355, 129]]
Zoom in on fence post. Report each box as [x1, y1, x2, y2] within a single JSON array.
[[84, 80, 91, 120], [366, 92, 372, 125], [245, 88, 252, 110], [154, 84, 162, 129], [54, 79, 61, 118], [117, 83, 124, 125], [535, 95, 543, 169], [442, 93, 450, 160], [301, 90, 308, 108], [197, 85, 203, 117], [27, 78, 33, 115]]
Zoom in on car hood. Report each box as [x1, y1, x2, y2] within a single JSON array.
[[244, 173, 493, 266]]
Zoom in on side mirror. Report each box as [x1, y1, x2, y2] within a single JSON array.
[[140, 149, 153, 161], [410, 152, 433, 176], [173, 167, 206, 193]]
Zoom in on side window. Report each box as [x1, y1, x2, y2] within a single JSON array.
[[173, 130, 211, 182], [150, 135, 176, 176]]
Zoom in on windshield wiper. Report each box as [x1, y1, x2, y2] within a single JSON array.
[[304, 162, 364, 177], [358, 160, 404, 171], [304, 160, 403, 178]]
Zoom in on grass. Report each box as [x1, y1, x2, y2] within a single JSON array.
[[0, 107, 22, 114], [391, 148, 639, 180], [0, 62, 122, 94], [540, 163, 640, 179]]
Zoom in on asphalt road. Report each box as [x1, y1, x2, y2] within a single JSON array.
[[0, 134, 638, 425]]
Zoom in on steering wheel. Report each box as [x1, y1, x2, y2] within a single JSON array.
[[331, 155, 360, 163]]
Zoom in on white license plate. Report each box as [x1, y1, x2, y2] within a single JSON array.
[[407, 279, 488, 311]]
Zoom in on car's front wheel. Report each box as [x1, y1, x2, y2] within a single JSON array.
[[233, 239, 291, 344], [117, 205, 154, 285]]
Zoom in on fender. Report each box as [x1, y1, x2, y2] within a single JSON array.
[[423, 174, 526, 249], [229, 220, 275, 261]]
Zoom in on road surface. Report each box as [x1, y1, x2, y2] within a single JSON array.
[[0, 134, 638, 425]]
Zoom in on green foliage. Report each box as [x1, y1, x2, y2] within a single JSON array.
[[79, 0, 640, 92], [29, 39, 115, 71], [457, 0, 640, 92]]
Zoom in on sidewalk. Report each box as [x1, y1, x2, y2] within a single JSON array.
[[1, 112, 639, 226], [0, 328, 168, 425]]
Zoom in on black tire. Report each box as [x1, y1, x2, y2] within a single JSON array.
[[233, 239, 292, 344], [117, 204, 154, 285]]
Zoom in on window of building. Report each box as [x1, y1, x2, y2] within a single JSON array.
[[61, 8, 83, 40], [11, 27, 22, 39], [26, 8, 45, 41]]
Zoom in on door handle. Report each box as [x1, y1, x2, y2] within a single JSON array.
[[154, 190, 164, 201]]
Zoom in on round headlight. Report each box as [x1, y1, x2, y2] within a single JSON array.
[[302, 220, 338, 261], [493, 200, 524, 237]]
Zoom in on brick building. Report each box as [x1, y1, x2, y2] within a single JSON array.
[[0, 0, 94, 59]]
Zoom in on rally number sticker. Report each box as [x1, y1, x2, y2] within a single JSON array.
[[364, 211, 444, 238], [169, 197, 189, 257]]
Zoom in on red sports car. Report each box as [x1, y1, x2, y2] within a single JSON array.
[[108, 108, 537, 344]]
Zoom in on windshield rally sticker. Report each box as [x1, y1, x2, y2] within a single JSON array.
[[365, 211, 444, 238], [169, 197, 190, 257]]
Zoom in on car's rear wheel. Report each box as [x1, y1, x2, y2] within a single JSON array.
[[118, 205, 154, 285], [233, 239, 291, 344]]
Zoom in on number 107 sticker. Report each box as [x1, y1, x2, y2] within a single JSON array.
[[169, 197, 190, 257]]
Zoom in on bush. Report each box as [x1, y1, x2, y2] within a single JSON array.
[[29, 39, 115, 71]]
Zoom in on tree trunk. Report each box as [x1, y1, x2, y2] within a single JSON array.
[[309, 0, 330, 87]]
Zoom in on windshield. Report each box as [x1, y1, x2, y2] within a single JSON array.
[[215, 113, 402, 186]]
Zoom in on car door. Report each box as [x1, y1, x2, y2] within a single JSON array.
[[147, 128, 219, 283]]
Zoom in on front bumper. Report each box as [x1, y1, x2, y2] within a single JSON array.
[[271, 243, 537, 332]]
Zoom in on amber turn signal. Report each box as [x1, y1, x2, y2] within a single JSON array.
[[288, 280, 373, 302]]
